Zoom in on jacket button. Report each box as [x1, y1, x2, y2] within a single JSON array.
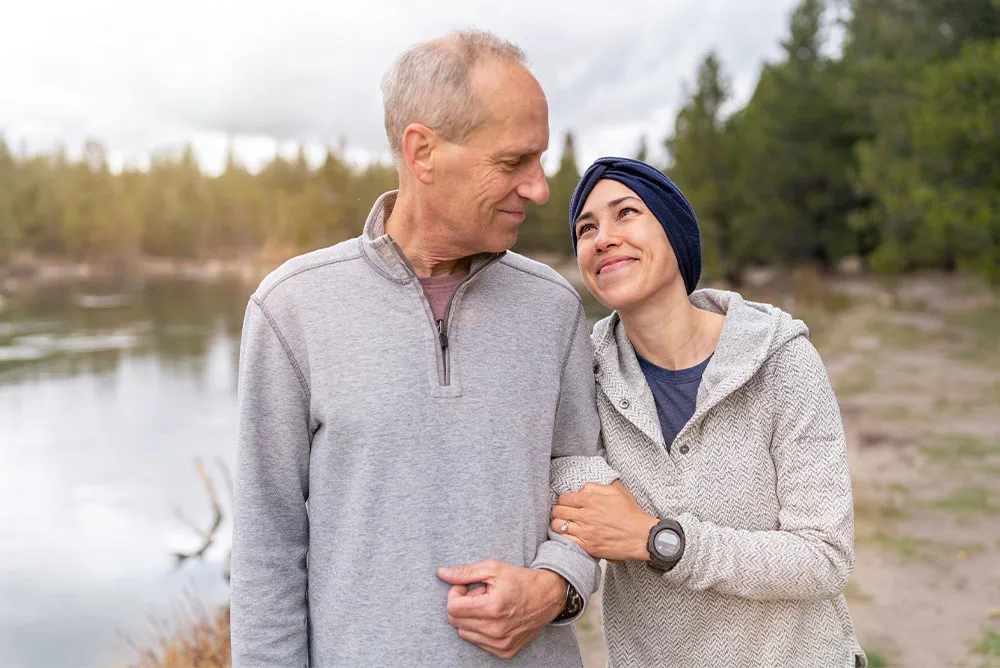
[[593, 363, 600, 374], [679, 445, 690, 455], [620, 398, 630, 410]]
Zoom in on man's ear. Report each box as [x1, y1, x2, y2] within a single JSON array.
[[401, 123, 437, 185]]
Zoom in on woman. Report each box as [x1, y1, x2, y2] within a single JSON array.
[[550, 157, 866, 667]]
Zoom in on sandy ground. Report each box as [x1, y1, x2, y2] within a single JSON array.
[[574, 273, 1000, 668]]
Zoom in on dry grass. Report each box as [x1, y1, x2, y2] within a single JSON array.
[[116, 601, 230, 668]]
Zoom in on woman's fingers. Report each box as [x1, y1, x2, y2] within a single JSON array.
[[551, 504, 583, 521], [550, 516, 587, 540], [557, 491, 587, 507], [550, 517, 590, 552], [610, 479, 638, 500]]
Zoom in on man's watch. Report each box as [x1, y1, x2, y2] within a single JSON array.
[[646, 518, 685, 572], [551, 583, 583, 623]]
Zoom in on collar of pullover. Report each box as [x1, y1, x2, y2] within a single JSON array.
[[360, 190, 505, 284]]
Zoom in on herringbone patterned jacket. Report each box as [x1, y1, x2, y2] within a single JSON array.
[[588, 289, 865, 668]]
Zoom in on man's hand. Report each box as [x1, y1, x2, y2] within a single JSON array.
[[551, 480, 659, 562], [437, 560, 567, 659]]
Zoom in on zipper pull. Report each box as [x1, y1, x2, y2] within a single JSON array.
[[437, 319, 449, 350]]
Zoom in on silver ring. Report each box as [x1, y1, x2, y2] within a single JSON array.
[[560, 520, 570, 533]]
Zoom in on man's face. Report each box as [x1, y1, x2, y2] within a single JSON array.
[[430, 61, 551, 255]]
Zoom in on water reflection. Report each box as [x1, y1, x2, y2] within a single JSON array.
[[0, 279, 249, 384], [0, 279, 249, 668]]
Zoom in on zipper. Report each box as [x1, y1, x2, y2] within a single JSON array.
[[433, 260, 488, 386], [384, 237, 503, 387], [436, 318, 450, 384]]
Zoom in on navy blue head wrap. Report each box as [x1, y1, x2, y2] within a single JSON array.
[[569, 157, 701, 295]]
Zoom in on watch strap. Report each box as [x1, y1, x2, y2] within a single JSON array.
[[551, 582, 583, 623]]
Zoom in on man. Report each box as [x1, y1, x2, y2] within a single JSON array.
[[231, 30, 615, 667]]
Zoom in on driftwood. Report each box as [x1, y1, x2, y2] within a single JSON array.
[[171, 457, 233, 581]]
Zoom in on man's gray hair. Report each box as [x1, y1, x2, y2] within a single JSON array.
[[382, 30, 527, 157]]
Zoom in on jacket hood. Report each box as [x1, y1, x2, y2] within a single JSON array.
[[591, 288, 808, 445]]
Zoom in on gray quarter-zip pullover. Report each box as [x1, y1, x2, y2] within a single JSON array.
[[231, 191, 617, 668]]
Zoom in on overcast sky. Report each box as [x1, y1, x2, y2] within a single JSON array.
[[1, 0, 803, 174]]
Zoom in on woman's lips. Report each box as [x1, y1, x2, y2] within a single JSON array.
[[597, 257, 636, 275]]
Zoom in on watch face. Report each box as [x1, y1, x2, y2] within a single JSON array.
[[653, 529, 681, 558]]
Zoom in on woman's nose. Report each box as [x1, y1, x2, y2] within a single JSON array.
[[594, 223, 617, 251]]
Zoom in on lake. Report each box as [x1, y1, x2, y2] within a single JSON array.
[[0, 273, 608, 668], [0, 279, 249, 668]]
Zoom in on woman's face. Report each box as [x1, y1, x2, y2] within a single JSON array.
[[574, 179, 683, 312]]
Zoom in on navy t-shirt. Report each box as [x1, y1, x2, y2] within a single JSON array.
[[636, 352, 713, 452]]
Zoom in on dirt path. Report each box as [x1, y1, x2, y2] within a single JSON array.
[[824, 276, 1000, 667], [576, 274, 1000, 668]]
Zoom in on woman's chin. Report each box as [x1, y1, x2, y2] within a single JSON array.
[[588, 283, 644, 314]]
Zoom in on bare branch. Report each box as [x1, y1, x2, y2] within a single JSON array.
[[215, 457, 234, 509], [170, 458, 224, 568]]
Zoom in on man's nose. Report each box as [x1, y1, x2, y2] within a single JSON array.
[[518, 162, 550, 206]]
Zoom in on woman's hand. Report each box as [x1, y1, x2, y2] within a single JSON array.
[[551, 480, 660, 562]]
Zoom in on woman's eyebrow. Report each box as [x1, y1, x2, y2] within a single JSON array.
[[575, 196, 643, 224], [607, 196, 642, 208]]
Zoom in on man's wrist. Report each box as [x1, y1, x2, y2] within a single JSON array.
[[535, 568, 569, 621]]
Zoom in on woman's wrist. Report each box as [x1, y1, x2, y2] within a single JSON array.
[[633, 515, 660, 561]]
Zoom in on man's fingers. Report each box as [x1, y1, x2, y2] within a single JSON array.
[[456, 628, 539, 660], [446, 582, 488, 606], [448, 613, 503, 635], [437, 559, 500, 586], [447, 588, 497, 618], [456, 628, 504, 656], [456, 628, 520, 658]]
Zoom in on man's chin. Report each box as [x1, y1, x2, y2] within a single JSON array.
[[485, 230, 518, 254]]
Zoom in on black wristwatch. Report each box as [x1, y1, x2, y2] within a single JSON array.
[[551, 583, 583, 623], [646, 518, 685, 572]]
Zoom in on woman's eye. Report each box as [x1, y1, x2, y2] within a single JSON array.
[[577, 223, 596, 238], [618, 206, 638, 218]]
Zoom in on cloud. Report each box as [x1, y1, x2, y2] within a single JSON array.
[[0, 0, 802, 172]]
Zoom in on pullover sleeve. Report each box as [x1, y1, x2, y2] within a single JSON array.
[[231, 297, 312, 667], [531, 302, 620, 623]]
